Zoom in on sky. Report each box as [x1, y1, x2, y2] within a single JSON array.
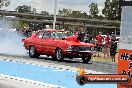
[[4, 0, 105, 15]]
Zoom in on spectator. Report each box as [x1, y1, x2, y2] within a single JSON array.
[[95, 32, 104, 57], [77, 27, 85, 42], [85, 32, 92, 43], [103, 33, 111, 58], [111, 32, 116, 41], [110, 33, 117, 62]]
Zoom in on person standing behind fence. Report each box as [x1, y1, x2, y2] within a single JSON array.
[[95, 32, 104, 57], [103, 33, 111, 58]]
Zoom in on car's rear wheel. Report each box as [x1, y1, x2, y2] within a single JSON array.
[[82, 55, 91, 63], [55, 48, 64, 61], [29, 46, 40, 58]]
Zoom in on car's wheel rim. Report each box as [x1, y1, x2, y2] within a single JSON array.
[[56, 50, 62, 60], [30, 47, 35, 56]]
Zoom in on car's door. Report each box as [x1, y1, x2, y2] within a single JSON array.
[[33, 31, 44, 53], [41, 31, 53, 54], [49, 32, 59, 54]]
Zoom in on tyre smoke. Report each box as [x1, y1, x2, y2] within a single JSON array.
[[0, 19, 27, 56]]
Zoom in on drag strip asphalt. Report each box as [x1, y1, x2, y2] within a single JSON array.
[[0, 56, 117, 88], [0, 54, 118, 74]]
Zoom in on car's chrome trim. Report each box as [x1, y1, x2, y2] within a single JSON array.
[[65, 50, 96, 53]]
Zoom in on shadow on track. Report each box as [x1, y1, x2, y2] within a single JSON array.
[[38, 56, 93, 64]]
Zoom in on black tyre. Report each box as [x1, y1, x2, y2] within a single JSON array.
[[76, 76, 86, 85], [69, 57, 73, 59], [51, 55, 57, 61], [29, 46, 40, 58], [55, 48, 64, 61], [82, 55, 91, 63]]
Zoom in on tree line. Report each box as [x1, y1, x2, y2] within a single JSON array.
[[0, 0, 121, 21], [58, 0, 120, 20], [0, 0, 121, 32]]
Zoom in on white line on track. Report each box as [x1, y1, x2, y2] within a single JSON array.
[[0, 74, 64, 88], [0, 55, 108, 74], [0, 55, 108, 87]]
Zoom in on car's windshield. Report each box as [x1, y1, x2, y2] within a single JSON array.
[[65, 32, 73, 37], [51, 32, 72, 39]]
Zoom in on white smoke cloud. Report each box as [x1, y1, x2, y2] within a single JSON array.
[[0, 19, 27, 56]]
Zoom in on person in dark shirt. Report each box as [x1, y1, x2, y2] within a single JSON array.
[[77, 27, 85, 42], [85, 32, 92, 43], [110, 33, 117, 62]]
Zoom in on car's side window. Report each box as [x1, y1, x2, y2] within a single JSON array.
[[43, 32, 51, 39], [36, 31, 44, 38], [51, 32, 57, 38]]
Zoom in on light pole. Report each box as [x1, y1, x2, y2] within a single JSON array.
[[0, 0, 10, 30], [53, 0, 57, 29], [1, 0, 5, 30]]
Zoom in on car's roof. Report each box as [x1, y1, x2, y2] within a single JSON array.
[[38, 29, 64, 32]]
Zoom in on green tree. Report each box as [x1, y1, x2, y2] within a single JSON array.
[[0, 0, 10, 9], [97, 15, 104, 20], [82, 12, 89, 18], [20, 21, 29, 28], [70, 11, 88, 18], [40, 11, 49, 15], [58, 8, 88, 18], [16, 5, 31, 13], [89, 2, 99, 18], [70, 11, 82, 17], [32, 8, 37, 14], [110, 0, 120, 20], [102, 0, 120, 20], [58, 8, 72, 16], [11, 21, 20, 29], [102, 0, 111, 20]]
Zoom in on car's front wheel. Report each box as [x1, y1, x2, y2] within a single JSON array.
[[82, 55, 91, 63], [55, 48, 64, 61], [29, 46, 40, 58]]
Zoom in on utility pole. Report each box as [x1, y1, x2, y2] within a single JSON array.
[[53, 0, 57, 29]]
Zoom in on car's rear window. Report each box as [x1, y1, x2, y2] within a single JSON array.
[[51, 32, 66, 39], [43, 32, 51, 38], [36, 31, 44, 38]]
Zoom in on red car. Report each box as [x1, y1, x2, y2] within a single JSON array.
[[22, 29, 96, 63]]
